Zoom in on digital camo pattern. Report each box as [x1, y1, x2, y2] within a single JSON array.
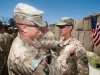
[[0, 33, 12, 75], [56, 17, 74, 26], [7, 34, 50, 75], [37, 31, 73, 75], [61, 37, 89, 75]]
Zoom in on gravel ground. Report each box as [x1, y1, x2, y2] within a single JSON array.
[[89, 65, 100, 75]]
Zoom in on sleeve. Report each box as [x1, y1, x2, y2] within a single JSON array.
[[76, 46, 89, 75], [40, 39, 61, 51], [8, 53, 35, 75], [52, 49, 70, 75], [36, 31, 60, 51]]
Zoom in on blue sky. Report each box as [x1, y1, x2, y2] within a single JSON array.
[[0, 0, 100, 24]]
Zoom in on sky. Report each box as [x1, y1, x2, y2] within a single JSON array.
[[0, 0, 100, 24]]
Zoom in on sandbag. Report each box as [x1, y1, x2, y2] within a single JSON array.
[[97, 14, 100, 23], [84, 17, 91, 31], [79, 31, 84, 45], [71, 30, 79, 40], [83, 31, 93, 51], [74, 18, 84, 31]]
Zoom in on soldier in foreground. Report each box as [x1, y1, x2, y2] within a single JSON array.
[[56, 17, 89, 75], [7, 3, 75, 75]]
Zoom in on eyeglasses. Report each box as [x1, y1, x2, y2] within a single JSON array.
[[16, 23, 39, 28]]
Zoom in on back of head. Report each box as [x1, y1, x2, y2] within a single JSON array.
[[40, 20, 49, 34], [13, 3, 46, 27], [2, 25, 8, 31]]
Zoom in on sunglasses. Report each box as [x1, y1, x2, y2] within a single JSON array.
[[57, 25, 72, 29], [57, 26, 65, 29], [16, 23, 39, 27]]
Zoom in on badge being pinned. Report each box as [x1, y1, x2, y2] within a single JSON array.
[[41, 60, 45, 65]]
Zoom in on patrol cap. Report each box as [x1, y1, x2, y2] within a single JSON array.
[[56, 17, 74, 26], [13, 3, 46, 27]]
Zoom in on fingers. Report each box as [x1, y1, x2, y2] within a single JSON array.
[[64, 44, 75, 54], [62, 37, 65, 41]]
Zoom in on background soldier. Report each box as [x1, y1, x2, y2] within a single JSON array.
[[39, 21, 58, 75], [0, 21, 9, 75], [56, 17, 89, 75], [39, 21, 57, 65]]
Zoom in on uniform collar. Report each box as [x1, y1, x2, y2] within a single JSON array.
[[63, 37, 72, 46], [18, 33, 41, 48]]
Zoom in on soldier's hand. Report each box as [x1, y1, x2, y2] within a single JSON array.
[[64, 45, 74, 54]]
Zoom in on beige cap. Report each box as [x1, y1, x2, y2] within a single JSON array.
[[56, 17, 74, 26], [13, 3, 46, 27]]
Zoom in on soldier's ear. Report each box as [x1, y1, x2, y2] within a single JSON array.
[[21, 25, 27, 33], [68, 26, 73, 31]]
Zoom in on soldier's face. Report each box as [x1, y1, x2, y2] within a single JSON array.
[[15, 19, 41, 40], [59, 26, 71, 36], [40, 26, 47, 34], [27, 25, 40, 40]]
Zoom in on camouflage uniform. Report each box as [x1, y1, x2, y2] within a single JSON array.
[[58, 37, 89, 75], [0, 32, 12, 75], [56, 17, 89, 75], [3, 32, 12, 55], [0, 33, 8, 75], [37, 30, 59, 75], [8, 34, 50, 75]]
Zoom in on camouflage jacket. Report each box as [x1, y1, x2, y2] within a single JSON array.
[[3, 32, 13, 55], [43, 31, 56, 40], [8, 33, 51, 75], [0, 33, 8, 74], [60, 37, 89, 75]]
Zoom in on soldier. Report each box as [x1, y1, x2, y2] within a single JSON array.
[[0, 21, 9, 75], [38, 21, 58, 75], [56, 17, 89, 75], [8, 27, 18, 41], [1, 25, 13, 75], [7, 3, 75, 75], [39, 21, 57, 65]]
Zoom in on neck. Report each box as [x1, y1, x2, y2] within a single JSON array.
[[64, 33, 71, 40], [19, 32, 34, 41]]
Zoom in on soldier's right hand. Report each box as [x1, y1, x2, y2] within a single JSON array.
[[64, 45, 74, 54]]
